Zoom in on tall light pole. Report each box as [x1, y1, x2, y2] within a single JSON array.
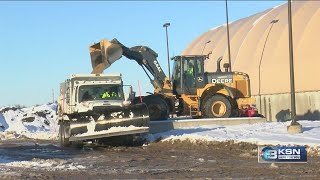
[[258, 19, 278, 114], [163, 22, 171, 80], [287, 0, 302, 133], [225, 0, 232, 72]]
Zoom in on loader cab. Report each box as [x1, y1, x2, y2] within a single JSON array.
[[172, 55, 206, 95]]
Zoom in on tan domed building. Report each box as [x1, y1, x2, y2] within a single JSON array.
[[182, 1, 320, 121]]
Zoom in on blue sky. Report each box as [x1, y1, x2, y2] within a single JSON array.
[[0, 1, 284, 106]]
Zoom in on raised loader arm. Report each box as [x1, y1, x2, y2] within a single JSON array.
[[89, 38, 169, 91]]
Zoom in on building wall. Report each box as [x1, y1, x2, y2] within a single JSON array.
[[182, 1, 320, 95], [182, 1, 320, 121], [254, 91, 320, 122]]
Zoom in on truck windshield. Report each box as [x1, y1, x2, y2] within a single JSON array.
[[79, 85, 123, 102]]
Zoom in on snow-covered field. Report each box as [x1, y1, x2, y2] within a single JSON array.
[[0, 104, 58, 140], [148, 120, 320, 147], [1, 103, 320, 149]]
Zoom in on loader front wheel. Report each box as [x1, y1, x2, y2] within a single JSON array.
[[59, 122, 70, 147], [204, 95, 232, 118], [143, 96, 169, 121]]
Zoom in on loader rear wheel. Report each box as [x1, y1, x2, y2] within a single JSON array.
[[143, 96, 169, 121], [204, 95, 232, 118], [59, 122, 70, 147]]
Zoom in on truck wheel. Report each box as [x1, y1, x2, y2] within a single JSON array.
[[143, 96, 169, 121], [59, 122, 70, 147], [203, 95, 232, 118]]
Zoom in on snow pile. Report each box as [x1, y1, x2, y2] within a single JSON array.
[[0, 104, 58, 140], [148, 120, 320, 147], [0, 157, 85, 171]]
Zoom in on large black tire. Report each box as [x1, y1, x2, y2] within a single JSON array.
[[143, 96, 169, 121], [59, 122, 70, 147], [203, 95, 232, 118]]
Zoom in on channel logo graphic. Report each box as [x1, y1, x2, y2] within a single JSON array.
[[258, 146, 307, 163]]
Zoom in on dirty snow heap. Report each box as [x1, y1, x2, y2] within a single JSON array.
[[0, 104, 58, 140]]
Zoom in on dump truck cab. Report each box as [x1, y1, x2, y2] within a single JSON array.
[[73, 74, 125, 114], [57, 74, 149, 147]]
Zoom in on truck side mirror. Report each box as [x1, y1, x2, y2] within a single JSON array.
[[129, 86, 136, 101], [128, 86, 133, 95], [123, 86, 134, 106], [124, 85, 135, 101]]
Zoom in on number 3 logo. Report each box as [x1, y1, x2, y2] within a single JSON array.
[[267, 150, 277, 159]]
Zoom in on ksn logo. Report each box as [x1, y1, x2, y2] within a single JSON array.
[[258, 146, 307, 163]]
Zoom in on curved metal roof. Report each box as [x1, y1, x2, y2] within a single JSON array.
[[182, 1, 320, 95]]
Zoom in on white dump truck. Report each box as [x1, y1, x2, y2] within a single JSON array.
[[57, 74, 149, 147]]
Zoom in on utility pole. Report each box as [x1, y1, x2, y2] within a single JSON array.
[[287, 0, 302, 133], [225, 0, 232, 72], [163, 22, 171, 80]]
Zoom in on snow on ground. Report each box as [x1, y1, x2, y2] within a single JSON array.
[[147, 120, 320, 147], [1, 102, 320, 152], [0, 103, 58, 140], [0, 156, 86, 171]]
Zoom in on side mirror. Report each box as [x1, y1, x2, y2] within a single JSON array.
[[128, 86, 133, 95], [123, 85, 136, 106], [223, 63, 230, 72], [123, 85, 135, 102]]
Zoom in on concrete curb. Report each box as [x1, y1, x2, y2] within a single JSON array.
[[149, 117, 267, 134]]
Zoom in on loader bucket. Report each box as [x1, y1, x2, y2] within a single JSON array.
[[68, 103, 150, 142], [90, 39, 123, 74]]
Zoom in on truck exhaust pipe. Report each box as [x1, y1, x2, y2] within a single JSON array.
[[90, 39, 123, 74]]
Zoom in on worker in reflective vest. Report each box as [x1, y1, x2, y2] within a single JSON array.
[[111, 91, 117, 97], [187, 66, 194, 75], [102, 90, 118, 99]]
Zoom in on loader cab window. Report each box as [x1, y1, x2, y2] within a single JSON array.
[[173, 56, 205, 95], [183, 58, 196, 88], [181, 56, 205, 94], [172, 58, 181, 91], [79, 85, 123, 102]]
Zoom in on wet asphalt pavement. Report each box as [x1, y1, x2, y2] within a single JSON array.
[[0, 139, 319, 179]]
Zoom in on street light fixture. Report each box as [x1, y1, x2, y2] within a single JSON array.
[[201, 40, 211, 55], [163, 22, 171, 80]]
